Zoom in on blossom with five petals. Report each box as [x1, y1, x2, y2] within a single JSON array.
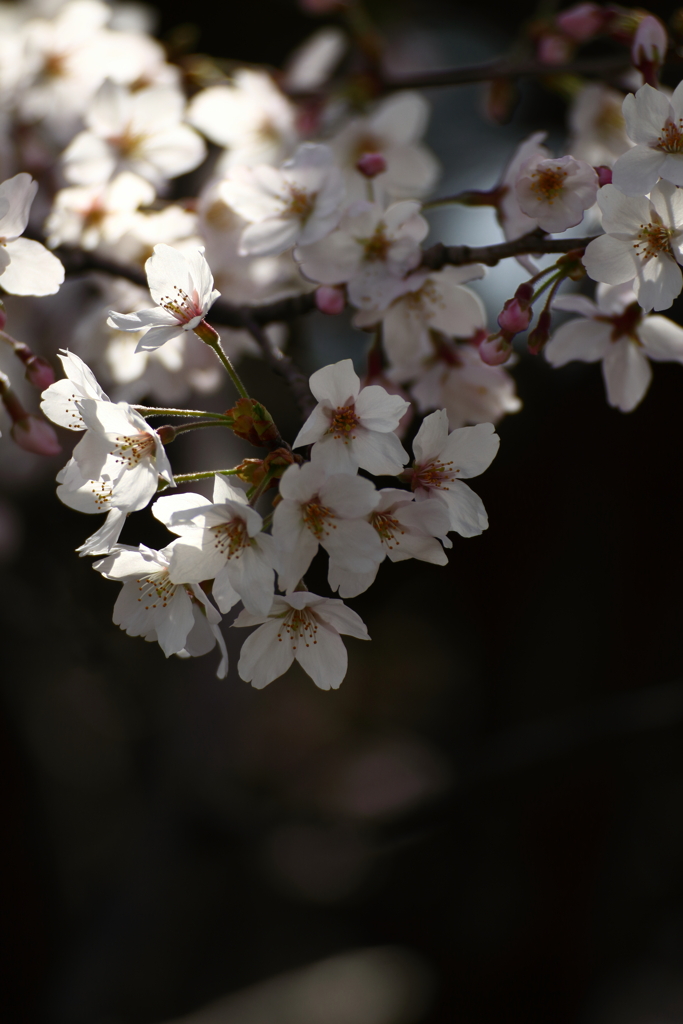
[[106, 243, 220, 352], [612, 83, 683, 197], [94, 543, 227, 677], [234, 591, 369, 690], [583, 181, 683, 311], [409, 411, 499, 536], [153, 476, 276, 616], [293, 359, 410, 475], [272, 461, 383, 592], [547, 282, 683, 411], [514, 153, 598, 233]]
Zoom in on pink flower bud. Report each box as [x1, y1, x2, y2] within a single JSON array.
[[498, 297, 532, 335], [537, 33, 573, 65], [514, 282, 534, 308], [315, 286, 346, 315], [632, 14, 667, 64], [356, 152, 387, 178], [479, 335, 513, 366], [595, 165, 613, 187], [24, 356, 55, 390], [527, 309, 552, 355], [556, 3, 603, 41], [156, 424, 176, 445], [10, 416, 61, 456]]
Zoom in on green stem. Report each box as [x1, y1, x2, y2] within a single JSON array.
[[248, 469, 275, 507], [193, 320, 249, 399], [531, 270, 563, 303], [172, 419, 232, 435], [135, 405, 230, 420], [172, 469, 243, 484]]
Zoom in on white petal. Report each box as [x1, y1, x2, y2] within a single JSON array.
[[602, 340, 652, 411], [611, 145, 665, 196], [296, 621, 348, 689], [308, 359, 360, 406], [440, 422, 500, 478], [237, 618, 295, 688], [1, 238, 64, 296], [0, 173, 37, 239], [544, 318, 613, 365], [412, 409, 449, 464], [355, 385, 410, 430], [638, 314, 683, 360], [583, 234, 639, 287]]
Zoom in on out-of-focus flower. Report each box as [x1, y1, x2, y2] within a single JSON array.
[[547, 281, 683, 410], [515, 154, 599, 233], [568, 83, 632, 167], [0, 173, 65, 296], [612, 83, 683, 197], [220, 144, 345, 257], [45, 172, 155, 251]]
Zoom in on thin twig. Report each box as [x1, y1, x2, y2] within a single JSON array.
[[420, 231, 596, 270], [240, 313, 316, 420]]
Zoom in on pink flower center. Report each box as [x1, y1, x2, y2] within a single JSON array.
[[112, 431, 156, 467], [360, 224, 391, 262], [160, 285, 203, 325], [372, 511, 405, 548], [276, 608, 319, 649], [411, 459, 456, 492], [286, 184, 316, 221], [530, 165, 568, 203]]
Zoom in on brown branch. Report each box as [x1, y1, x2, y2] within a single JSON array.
[[381, 52, 636, 91], [420, 230, 596, 271]]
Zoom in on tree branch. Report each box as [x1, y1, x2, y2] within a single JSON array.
[[240, 313, 316, 419], [420, 231, 596, 270]]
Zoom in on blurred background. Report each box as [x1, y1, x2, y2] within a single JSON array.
[[4, 1, 683, 1022]]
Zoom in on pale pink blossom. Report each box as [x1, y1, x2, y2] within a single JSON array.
[[515, 154, 599, 233], [612, 83, 683, 197]]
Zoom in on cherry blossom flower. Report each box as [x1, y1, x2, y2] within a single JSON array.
[[328, 488, 452, 598], [295, 200, 428, 311], [272, 462, 383, 592], [61, 79, 206, 188], [94, 543, 227, 677], [409, 412, 499, 536], [568, 83, 633, 167], [40, 349, 109, 430], [0, 173, 64, 296], [612, 83, 683, 197], [220, 144, 345, 257], [547, 282, 683, 411], [153, 477, 276, 616], [233, 591, 369, 690], [58, 398, 174, 515], [409, 343, 522, 429], [45, 172, 155, 251], [514, 153, 599, 233], [583, 181, 683, 312], [354, 265, 487, 375], [329, 92, 440, 201], [187, 69, 297, 171], [106, 244, 220, 352], [293, 359, 410, 475]]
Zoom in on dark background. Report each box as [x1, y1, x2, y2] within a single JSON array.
[[3, 1, 683, 1022]]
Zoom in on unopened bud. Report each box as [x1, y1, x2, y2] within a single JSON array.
[[479, 334, 513, 366], [156, 424, 176, 444], [527, 309, 552, 354], [556, 2, 603, 41], [356, 152, 387, 178], [595, 165, 612, 186], [537, 33, 573, 65], [498, 297, 532, 336], [315, 286, 346, 315], [632, 14, 667, 85], [11, 416, 61, 456], [24, 355, 56, 390], [514, 282, 534, 308]]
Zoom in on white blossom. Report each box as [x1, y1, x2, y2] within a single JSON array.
[[40, 349, 109, 430], [94, 543, 227, 677], [410, 412, 499, 536], [409, 344, 522, 429], [612, 83, 683, 197], [547, 282, 683, 411], [234, 591, 369, 690], [293, 359, 410, 475], [328, 487, 452, 598], [106, 243, 220, 352], [295, 199, 428, 311], [514, 153, 599, 233], [187, 69, 297, 171], [45, 172, 155, 251], [583, 181, 683, 312], [154, 477, 276, 616], [568, 82, 633, 167], [61, 79, 206, 188], [0, 173, 64, 296], [220, 144, 345, 257], [329, 92, 439, 201], [272, 461, 383, 592]]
